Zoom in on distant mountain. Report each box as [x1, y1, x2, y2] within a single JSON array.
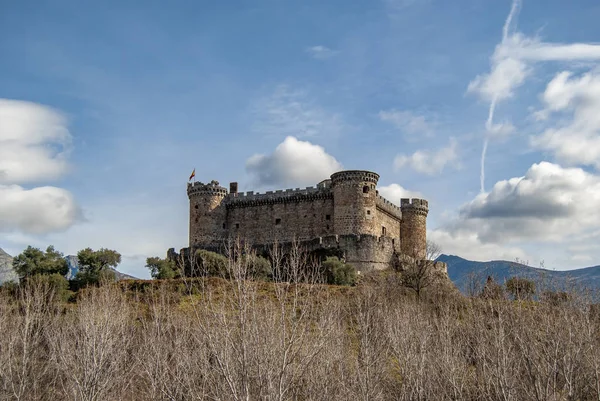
[[0, 248, 18, 284], [438, 254, 600, 294], [65, 255, 137, 281], [0, 249, 137, 284]]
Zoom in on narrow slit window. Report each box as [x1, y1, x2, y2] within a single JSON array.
[[382, 226, 386, 236], [326, 214, 331, 220], [275, 218, 281, 225], [235, 223, 239, 229]]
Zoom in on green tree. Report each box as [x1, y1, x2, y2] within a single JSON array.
[[12, 245, 68, 279], [75, 248, 121, 287], [505, 276, 536, 301], [146, 257, 179, 279], [245, 254, 272, 280], [192, 250, 229, 277], [322, 257, 357, 286]]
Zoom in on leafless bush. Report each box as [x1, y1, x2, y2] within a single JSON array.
[[1, 245, 600, 400], [49, 285, 136, 401]]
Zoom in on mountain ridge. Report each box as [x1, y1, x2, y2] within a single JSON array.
[[438, 254, 600, 293]]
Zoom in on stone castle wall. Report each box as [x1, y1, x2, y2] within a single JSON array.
[[226, 196, 335, 244], [187, 170, 427, 271], [400, 198, 428, 259]]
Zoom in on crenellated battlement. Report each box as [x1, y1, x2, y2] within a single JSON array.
[[376, 195, 402, 219], [331, 170, 379, 185], [400, 198, 429, 215], [187, 180, 228, 198], [225, 186, 333, 208]]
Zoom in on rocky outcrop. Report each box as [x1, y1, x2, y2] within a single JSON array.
[[0, 248, 18, 284]]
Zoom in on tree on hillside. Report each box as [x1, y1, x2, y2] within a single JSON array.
[[505, 276, 536, 301], [75, 248, 121, 286], [146, 257, 179, 280], [12, 245, 69, 279], [400, 240, 442, 300], [322, 257, 357, 286]]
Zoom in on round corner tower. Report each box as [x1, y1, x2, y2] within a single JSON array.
[[187, 180, 228, 248], [330, 170, 380, 236], [400, 198, 428, 259]]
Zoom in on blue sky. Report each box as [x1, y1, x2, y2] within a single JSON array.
[[2, 0, 600, 278]]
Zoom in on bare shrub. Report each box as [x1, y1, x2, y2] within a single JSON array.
[[2, 241, 600, 400], [0, 279, 60, 401], [49, 285, 135, 401]]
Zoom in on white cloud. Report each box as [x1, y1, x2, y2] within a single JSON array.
[[393, 138, 459, 175], [246, 136, 342, 188], [486, 121, 515, 140], [378, 109, 434, 137], [467, 0, 600, 192], [428, 228, 528, 263], [468, 53, 529, 103], [0, 99, 71, 184], [531, 71, 600, 168], [458, 162, 600, 243], [0, 99, 80, 235], [377, 184, 422, 206], [0, 185, 82, 234], [305, 45, 338, 60], [253, 85, 344, 138]]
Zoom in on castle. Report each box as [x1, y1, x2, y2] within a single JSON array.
[[187, 170, 441, 273]]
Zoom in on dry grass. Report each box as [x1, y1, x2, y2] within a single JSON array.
[[0, 249, 599, 400]]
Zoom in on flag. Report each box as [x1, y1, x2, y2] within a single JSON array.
[[189, 168, 196, 181]]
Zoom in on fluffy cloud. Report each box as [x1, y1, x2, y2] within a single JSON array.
[[428, 228, 528, 263], [0, 99, 71, 184], [0, 99, 80, 234], [0, 185, 82, 234], [252, 85, 343, 138], [246, 136, 343, 188], [393, 138, 459, 175], [458, 162, 600, 243], [377, 184, 422, 206], [467, 0, 600, 192], [378, 109, 434, 138], [468, 31, 600, 106], [305, 45, 338, 60], [531, 71, 600, 168], [468, 51, 529, 103]]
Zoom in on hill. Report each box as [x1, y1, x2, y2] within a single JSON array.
[[438, 254, 600, 293]]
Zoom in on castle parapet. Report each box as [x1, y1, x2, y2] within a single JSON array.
[[376, 195, 402, 219], [400, 198, 429, 216], [225, 185, 333, 208], [330, 170, 379, 185], [187, 181, 228, 198]]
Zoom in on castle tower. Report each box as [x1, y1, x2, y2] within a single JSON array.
[[187, 180, 228, 248], [331, 170, 380, 236], [400, 198, 428, 259]]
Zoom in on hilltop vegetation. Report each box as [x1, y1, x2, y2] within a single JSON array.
[[1, 243, 599, 400]]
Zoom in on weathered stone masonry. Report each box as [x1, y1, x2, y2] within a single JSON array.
[[187, 170, 436, 272]]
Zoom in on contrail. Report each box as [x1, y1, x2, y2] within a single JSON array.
[[502, 0, 521, 42], [480, 0, 521, 193], [480, 97, 497, 192]]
